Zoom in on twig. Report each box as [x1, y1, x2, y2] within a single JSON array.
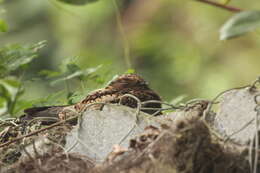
[[65, 140, 78, 153], [141, 100, 184, 109], [45, 139, 70, 161], [203, 82, 260, 143], [192, 138, 203, 170], [27, 117, 60, 125], [251, 76, 260, 90], [254, 112, 259, 173], [112, 0, 132, 69], [118, 94, 142, 145], [224, 118, 255, 143], [203, 84, 251, 121], [249, 136, 254, 172], [201, 85, 253, 141], [0, 119, 19, 127], [196, 0, 242, 12], [32, 140, 40, 158], [78, 102, 106, 128], [21, 144, 34, 161], [21, 144, 44, 172], [141, 100, 186, 116], [253, 94, 260, 173], [185, 98, 214, 107], [132, 130, 175, 162], [141, 107, 174, 111], [0, 114, 79, 148]]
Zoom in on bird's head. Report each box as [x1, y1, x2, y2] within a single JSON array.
[[107, 74, 150, 90]]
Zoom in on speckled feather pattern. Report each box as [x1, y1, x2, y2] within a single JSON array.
[[22, 74, 162, 123], [74, 74, 162, 114]]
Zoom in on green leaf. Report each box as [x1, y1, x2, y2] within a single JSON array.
[[0, 41, 46, 77], [65, 91, 81, 104], [11, 99, 33, 116], [51, 65, 102, 85], [67, 63, 81, 73], [0, 77, 22, 116], [0, 97, 8, 116], [38, 70, 61, 78], [56, 0, 98, 5], [125, 69, 135, 74], [32, 90, 66, 107], [220, 11, 260, 40], [0, 19, 8, 32], [0, 78, 20, 101]]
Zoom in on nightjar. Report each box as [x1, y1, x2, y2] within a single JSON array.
[[21, 74, 162, 124]]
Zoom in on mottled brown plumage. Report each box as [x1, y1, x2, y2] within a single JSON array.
[[21, 74, 162, 124]]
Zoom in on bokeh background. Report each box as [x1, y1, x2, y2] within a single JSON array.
[[1, 0, 259, 106]]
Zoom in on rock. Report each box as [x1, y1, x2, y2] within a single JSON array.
[[214, 87, 260, 144], [65, 104, 160, 162]]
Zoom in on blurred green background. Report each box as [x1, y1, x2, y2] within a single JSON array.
[[0, 0, 259, 110]]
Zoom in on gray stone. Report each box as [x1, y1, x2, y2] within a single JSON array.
[[214, 87, 260, 144], [65, 104, 159, 162]]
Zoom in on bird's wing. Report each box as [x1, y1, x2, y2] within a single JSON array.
[[20, 105, 71, 125]]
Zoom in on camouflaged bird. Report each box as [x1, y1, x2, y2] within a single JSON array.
[[21, 74, 162, 124]]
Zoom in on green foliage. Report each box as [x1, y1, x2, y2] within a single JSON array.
[[0, 41, 46, 117], [30, 90, 66, 107], [56, 0, 98, 5], [39, 59, 102, 85], [0, 19, 7, 32], [0, 39, 104, 118], [125, 69, 136, 74], [0, 77, 23, 117], [53, 65, 101, 85], [0, 41, 46, 77], [39, 58, 103, 105], [220, 11, 260, 40]]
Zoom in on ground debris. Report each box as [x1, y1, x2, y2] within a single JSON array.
[[0, 93, 259, 173], [93, 104, 251, 173], [3, 146, 94, 173]]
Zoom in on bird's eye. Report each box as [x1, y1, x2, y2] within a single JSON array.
[[140, 81, 148, 85]]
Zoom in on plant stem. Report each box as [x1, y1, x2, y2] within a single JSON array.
[[196, 0, 242, 12], [112, 0, 132, 69]]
